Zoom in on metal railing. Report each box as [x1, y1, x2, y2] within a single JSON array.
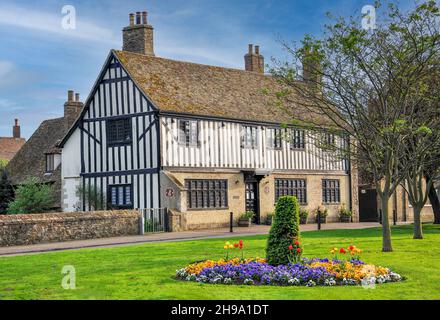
[[140, 208, 169, 234]]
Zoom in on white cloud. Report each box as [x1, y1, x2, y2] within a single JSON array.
[[0, 4, 119, 45], [0, 61, 14, 78]]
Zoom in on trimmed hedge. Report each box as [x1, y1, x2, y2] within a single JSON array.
[[266, 196, 300, 266]]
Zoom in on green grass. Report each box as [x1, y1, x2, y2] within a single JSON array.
[[0, 224, 439, 300]]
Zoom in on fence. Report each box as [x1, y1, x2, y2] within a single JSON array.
[[140, 208, 169, 234]]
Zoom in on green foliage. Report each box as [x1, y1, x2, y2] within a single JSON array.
[[7, 178, 54, 215], [0, 159, 8, 170], [315, 207, 329, 222], [266, 196, 300, 266], [75, 183, 106, 211], [300, 209, 309, 219], [338, 204, 353, 218], [240, 211, 255, 220], [0, 170, 14, 214]]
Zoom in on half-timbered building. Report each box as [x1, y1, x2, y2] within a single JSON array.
[[59, 11, 359, 230]]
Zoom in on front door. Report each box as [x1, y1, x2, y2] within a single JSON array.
[[359, 188, 378, 222], [245, 182, 260, 224]]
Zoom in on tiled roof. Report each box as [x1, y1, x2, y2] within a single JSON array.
[[0, 137, 26, 161], [114, 50, 325, 125], [6, 117, 67, 209]]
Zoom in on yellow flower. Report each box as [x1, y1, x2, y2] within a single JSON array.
[[224, 246, 228, 250]]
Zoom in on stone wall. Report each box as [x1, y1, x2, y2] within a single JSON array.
[[0, 210, 140, 247]]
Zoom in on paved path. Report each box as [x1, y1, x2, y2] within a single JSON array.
[[0, 222, 389, 257]]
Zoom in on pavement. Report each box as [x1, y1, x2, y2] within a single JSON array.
[[0, 222, 387, 257]]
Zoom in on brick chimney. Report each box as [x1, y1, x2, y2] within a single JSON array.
[[302, 48, 322, 88], [64, 90, 84, 129], [122, 11, 155, 56], [245, 44, 265, 73], [12, 119, 21, 138]]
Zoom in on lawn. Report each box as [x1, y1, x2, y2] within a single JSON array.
[[0, 224, 439, 300]]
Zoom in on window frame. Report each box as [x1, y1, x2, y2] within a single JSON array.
[[45, 154, 55, 173], [267, 128, 283, 150], [108, 184, 134, 209], [322, 179, 341, 204], [290, 129, 306, 150], [274, 179, 308, 204], [242, 125, 258, 149], [106, 118, 133, 147], [178, 119, 199, 147], [185, 179, 229, 210]]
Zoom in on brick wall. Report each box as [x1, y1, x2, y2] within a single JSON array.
[[0, 210, 140, 247]]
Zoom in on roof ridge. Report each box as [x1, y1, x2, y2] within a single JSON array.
[[113, 49, 272, 78]]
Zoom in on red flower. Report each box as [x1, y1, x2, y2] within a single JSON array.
[[348, 245, 354, 251], [288, 245, 293, 251], [239, 240, 244, 249], [234, 243, 239, 248], [294, 240, 300, 246], [340, 248, 347, 254], [296, 248, 301, 253]]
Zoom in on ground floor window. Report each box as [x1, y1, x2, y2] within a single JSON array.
[[185, 179, 228, 210], [322, 179, 341, 204], [275, 179, 307, 204], [108, 184, 133, 209]]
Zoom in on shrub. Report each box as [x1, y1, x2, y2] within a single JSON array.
[[240, 211, 254, 220], [266, 196, 300, 266], [7, 178, 54, 214], [315, 206, 328, 222], [0, 169, 14, 214], [75, 183, 106, 211], [338, 204, 353, 218]]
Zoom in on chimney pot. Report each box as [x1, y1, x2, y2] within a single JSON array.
[[142, 11, 148, 24], [68, 90, 74, 102], [75, 93, 80, 102], [248, 44, 253, 54], [129, 13, 135, 26], [136, 12, 141, 24], [15, 119, 18, 126], [255, 45, 260, 55]]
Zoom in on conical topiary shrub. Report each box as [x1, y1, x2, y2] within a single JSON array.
[[266, 196, 300, 266]]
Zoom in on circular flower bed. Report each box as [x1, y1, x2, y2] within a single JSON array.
[[176, 241, 402, 287]]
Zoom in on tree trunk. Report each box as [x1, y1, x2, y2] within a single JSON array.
[[380, 196, 393, 252], [427, 183, 440, 224], [413, 206, 424, 239]]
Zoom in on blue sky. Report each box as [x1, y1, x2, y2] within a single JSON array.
[[0, 0, 415, 138]]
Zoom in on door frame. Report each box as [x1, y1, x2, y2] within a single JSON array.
[[244, 172, 261, 224]]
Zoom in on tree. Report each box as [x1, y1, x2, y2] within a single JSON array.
[[0, 159, 8, 170], [266, 196, 300, 266], [0, 169, 14, 214], [269, 1, 440, 252], [7, 178, 55, 214]]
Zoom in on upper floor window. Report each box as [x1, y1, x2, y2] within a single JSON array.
[[45, 153, 61, 173], [108, 184, 133, 209], [322, 179, 341, 204], [178, 120, 199, 147], [323, 132, 336, 147], [267, 128, 283, 150], [242, 126, 258, 149], [291, 129, 306, 150], [107, 118, 132, 146]]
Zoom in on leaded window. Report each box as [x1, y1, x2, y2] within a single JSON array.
[[242, 126, 258, 149], [185, 179, 228, 210], [107, 118, 132, 146], [109, 184, 133, 208], [275, 179, 307, 204], [178, 120, 199, 147], [267, 128, 283, 149], [291, 129, 306, 150], [322, 179, 341, 203]]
